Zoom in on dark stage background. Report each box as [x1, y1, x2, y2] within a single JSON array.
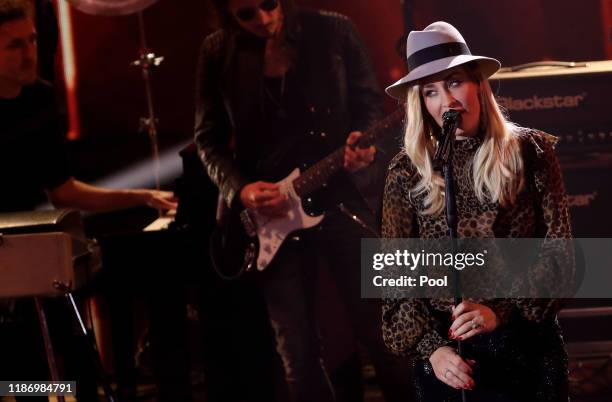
[[55, 0, 612, 184]]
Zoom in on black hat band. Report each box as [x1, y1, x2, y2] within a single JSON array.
[[407, 42, 471, 71]]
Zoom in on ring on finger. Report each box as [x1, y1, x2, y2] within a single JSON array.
[[444, 368, 452, 379], [470, 319, 482, 330]]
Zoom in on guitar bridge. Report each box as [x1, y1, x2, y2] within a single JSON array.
[[240, 210, 257, 237]]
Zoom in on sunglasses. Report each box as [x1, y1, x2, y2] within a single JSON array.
[[234, 0, 279, 22]]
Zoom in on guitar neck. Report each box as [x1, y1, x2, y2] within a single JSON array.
[[293, 108, 404, 198]]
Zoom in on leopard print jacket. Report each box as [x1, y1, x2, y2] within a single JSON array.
[[381, 128, 573, 360]]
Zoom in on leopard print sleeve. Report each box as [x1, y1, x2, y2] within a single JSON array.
[[381, 153, 450, 358], [381, 152, 416, 238], [382, 298, 450, 359], [528, 130, 572, 240], [515, 130, 574, 322], [380, 152, 417, 300]]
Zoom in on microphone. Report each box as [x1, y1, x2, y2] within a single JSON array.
[[433, 109, 462, 171], [442, 109, 462, 134]]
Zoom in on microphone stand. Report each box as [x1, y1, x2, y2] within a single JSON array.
[[131, 11, 164, 215], [433, 109, 467, 402]]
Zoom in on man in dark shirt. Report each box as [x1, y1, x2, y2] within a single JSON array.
[[0, 1, 177, 399], [0, 0, 176, 212], [195, 1, 412, 401], [1, 78, 74, 211]]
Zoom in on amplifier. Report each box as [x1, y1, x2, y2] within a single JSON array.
[[492, 62, 612, 398], [492, 61, 612, 237], [561, 159, 612, 237], [491, 60, 612, 154], [0, 209, 100, 297]]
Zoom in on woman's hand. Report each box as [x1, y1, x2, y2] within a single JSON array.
[[450, 300, 499, 341], [429, 346, 475, 390]]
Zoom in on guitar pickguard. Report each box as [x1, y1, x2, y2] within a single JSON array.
[[251, 168, 324, 270]]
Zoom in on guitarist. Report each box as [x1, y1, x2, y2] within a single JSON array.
[[195, 0, 412, 401]]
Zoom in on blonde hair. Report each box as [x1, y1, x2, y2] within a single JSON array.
[[403, 64, 524, 215]]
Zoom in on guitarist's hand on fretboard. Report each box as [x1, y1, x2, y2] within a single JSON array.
[[239, 181, 290, 218], [344, 131, 376, 172]]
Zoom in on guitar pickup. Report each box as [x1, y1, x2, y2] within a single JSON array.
[[240, 210, 257, 238]]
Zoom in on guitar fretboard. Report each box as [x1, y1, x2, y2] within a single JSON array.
[[293, 108, 404, 198]]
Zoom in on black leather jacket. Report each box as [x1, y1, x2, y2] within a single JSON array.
[[194, 8, 383, 211]]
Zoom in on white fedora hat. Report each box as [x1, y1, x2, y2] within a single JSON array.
[[386, 21, 501, 100]]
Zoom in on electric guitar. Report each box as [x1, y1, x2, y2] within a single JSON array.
[[210, 109, 404, 279]]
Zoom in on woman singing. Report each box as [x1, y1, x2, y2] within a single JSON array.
[[381, 21, 572, 401]]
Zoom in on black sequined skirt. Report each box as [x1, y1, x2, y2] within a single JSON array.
[[413, 319, 569, 402]]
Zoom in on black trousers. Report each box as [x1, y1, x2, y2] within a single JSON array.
[[256, 208, 414, 402]]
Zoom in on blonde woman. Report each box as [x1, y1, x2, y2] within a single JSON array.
[[381, 22, 571, 401]]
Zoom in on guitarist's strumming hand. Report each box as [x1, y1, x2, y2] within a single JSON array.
[[344, 131, 376, 172], [240, 181, 290, 218]]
